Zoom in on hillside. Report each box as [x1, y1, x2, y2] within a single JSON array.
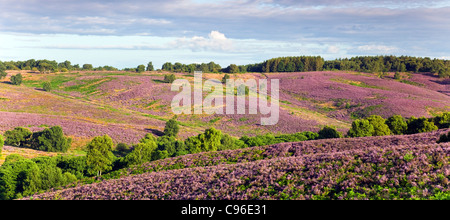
[[23, 129, 450, 200], [1, 70, 448, 151]]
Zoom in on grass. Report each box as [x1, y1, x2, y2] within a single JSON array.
[[330, 77, 387, 90]]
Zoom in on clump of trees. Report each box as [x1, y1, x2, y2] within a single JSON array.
[[164, 74, 176, 83], [3, 126, 72, 153], [347, 113, 444, 138]]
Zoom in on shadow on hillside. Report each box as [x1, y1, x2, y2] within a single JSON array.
[[1, 81, 12, 85], [145, 128, 165, 137]]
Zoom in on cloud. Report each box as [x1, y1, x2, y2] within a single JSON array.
[[170, 31, 234, 52], [356, 45, 400, 54]]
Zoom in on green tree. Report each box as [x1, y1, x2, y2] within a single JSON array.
[[226, 64, 239, 73], [434, 112, 450, 129], [162, 62, 174, 72], [29, 126, 72, 153], [136, 65, 146, 73], [86, 135, 115, 177], [124, 134, 157, 166], [318, 126, 343, 139], [185, 136, 202, 154], [198, 127, 222, 152], [10, 73, 22, 85], [164, 118, 180, 137], [147, 62, 154, 71], [222, 74, 231, 84], [347, 119, 374, 137], [366, 115, 391, 136], [164, 74, 176, 83], [386, 115, 408, 135], [43, 82, 52, 92], [407, 117, 438, 134], [4, 127, 32, 147], [82, 64, 93, 71]]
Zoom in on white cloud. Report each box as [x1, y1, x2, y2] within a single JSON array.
[[357, 44, 399, 54], [170, 31, 234, 52], [327, 45, 340, 54]]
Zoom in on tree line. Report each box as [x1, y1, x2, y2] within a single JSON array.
[[1, 55, 449, 78]]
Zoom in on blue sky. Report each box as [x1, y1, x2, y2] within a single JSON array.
[[0, 0, 449, 69]]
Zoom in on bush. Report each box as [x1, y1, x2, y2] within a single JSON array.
[[164, 74, 176, 83], [434, 112, 450, 129], [222, 74, 231, 84], [124, 134, 157, 166], [0, 71, 6, 79], [136, 65, 146, 73], [407, 117, 439, 134], [347, 119, 374, 137], [4, 127, 32, 147], [386, 115, 408, 135], [198, 127, 222, 152], [318, 126, 343, 139], [156, 135, 186, 157], [10, 73, 22, 85], [438, 132, 450, 143], [366, 115, 391, 136], [29, 126, 72, 153], [43, 82, 52, 91], [164, 119, 179, 137]]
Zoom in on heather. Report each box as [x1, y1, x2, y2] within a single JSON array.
[[24, 137, 450, 200]]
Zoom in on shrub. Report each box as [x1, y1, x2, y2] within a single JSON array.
[[164, 118, 179, 137], [115, 143, 130, 155], [124, 134, 157, 166], [366, 115, 391, 136], [43, 82, 52, 92], [407, 117, 439, 134], [219, 134, 240, 151], [198, 127, 222, 152], [29, 126, 72, 153], [164, 74, 176, 83], [347, 119, 374, 137], [136, 65, 146, 73], [318, 126, 343, 139], [222, 74, 231, 84], [0, 71, 6, 79], [4, 127, 32, 147], [434, 112, 450, 129], [386, 115, 408, 135], [10, 73, 22, 85], [438, 132, 450, 143], [86, 135, 115, 177], [156, 135, 186, 157]]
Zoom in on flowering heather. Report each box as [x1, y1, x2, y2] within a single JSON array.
[[23, 130, 450, 200]]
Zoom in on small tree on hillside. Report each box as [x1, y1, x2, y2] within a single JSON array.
[[147, 62, 154, 71], [164, 118, 179, 137], [318, 126, 343, 139], [86, 135, 115, 177], [43, 82, 52, 92], [136, 65, 146, 73], [10, 73, 22, 85], [347, 119, 374, 137], [164, 74, 176, 83], [366, 115, 391, 136], [4, 127, 33, 147], [222, 74, 231, 84], [386, 115, 408, 135]]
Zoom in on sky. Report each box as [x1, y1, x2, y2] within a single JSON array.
[[0, 0, 449, 69]]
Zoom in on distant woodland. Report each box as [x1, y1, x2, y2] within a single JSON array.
[[1, 55, 449, 78]]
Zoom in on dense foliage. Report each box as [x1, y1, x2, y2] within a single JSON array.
[[10, 73, 23, 85], [23, 129, 450, 200], [0, 135, 3, 156], [4, 126, 71, 153]]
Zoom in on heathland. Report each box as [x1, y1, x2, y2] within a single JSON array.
[[1, 56, 449, 200]]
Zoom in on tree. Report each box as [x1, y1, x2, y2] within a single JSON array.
[[198, 127, 222, 152], [4, 127, 32, 147], [434, 112, 450, 129], [124, 134, 157, 166], [386, 115, 408, 135], [43, 82, 52, 92], [407, 117, 438, 134], [162, 62, 174, 72], [164, 74, 176, 83], [366, 115, 391, 136], [10, 73, 22, 85], [82, 64, 93, 71], [147, 62, 154, 71], [347, 119, 374, 137], [29, 126, 72, 153], [222, 74, 230, 84], [86, 135, 115, 177], [164, 118, 179, 137], [318, 126, 343, 139], [136, 65, 146, 73], [226, 64, 239, 74]]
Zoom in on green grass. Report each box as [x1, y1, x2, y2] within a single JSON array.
[[63, 77, 114, 96]]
